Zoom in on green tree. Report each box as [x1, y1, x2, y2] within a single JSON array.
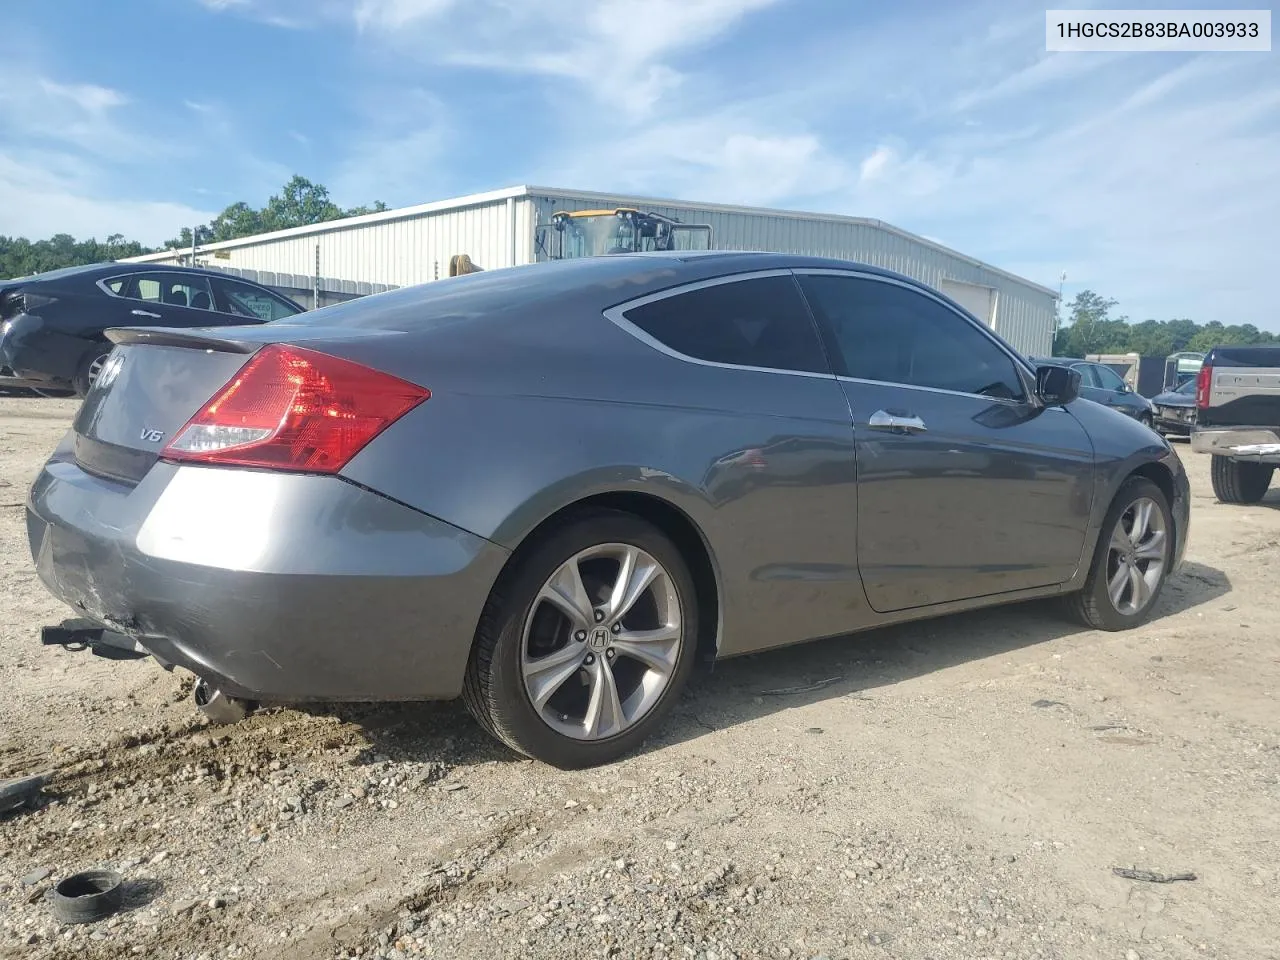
[[0, 233, 153, 278], [166, 176, 387, 249], [1051, 291, 1277, 358]]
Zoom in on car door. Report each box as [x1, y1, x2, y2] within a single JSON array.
[[1069, 361, 1108, 405], [104, 271, 223, 330], [795, 270, 1095, 612], [1091, 362, 1140, 417]]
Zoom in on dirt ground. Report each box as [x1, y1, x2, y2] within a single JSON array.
[[1, 394, 1277, 960]]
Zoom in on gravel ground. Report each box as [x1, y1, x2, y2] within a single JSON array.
[[1, 395, 1277, 960]]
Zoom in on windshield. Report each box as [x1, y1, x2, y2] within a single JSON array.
[[1175, 379, 1196, 395], [558, 215, 639, 258]]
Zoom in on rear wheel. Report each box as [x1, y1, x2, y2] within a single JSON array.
[[464, 511, 697, 768], [1065, 477, 1172, 631], [1210, 455, 1273, 504], [73, 345, 113, 398]]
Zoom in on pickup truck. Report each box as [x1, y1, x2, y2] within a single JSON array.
[[1190, 344, 1280, 503]]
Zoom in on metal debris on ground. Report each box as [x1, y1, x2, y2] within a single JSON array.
[[760, 677, 843, 696], [1031, 699, 1066, 708], [1112, 867, 1197, 883], [0, 773, 48, 815]]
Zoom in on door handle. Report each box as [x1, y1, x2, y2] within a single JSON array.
[[868, 409, 927, 433], [130, 309, 161, 319]]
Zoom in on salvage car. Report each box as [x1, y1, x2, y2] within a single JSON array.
[[1, 263, 303, 396], [1028, 357, 1155, 427], [27, 253, 1189, 768], [1150, 379, 1197, 437]]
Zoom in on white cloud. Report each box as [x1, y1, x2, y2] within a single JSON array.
[[346, 0, 782, 118], [859, 146, 893, 183], [0, 153, 213, 244], [37, 79, 128, 113]]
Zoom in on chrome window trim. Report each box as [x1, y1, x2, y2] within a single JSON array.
[[602, 269, 837, 380], [96, 270, 299, 318], [791, 267, 1035, 404], [97, 270, 215, 309]]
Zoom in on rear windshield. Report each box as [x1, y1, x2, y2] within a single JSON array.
[[1210, 345, 1280, 367], [3, 263, 107, 285], [275, 257, 676, 332]]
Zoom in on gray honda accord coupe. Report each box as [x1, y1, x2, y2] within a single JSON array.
[[26, 252, 1190, 768]]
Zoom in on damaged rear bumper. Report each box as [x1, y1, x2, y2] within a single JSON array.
[[26, 455, 509, 702]]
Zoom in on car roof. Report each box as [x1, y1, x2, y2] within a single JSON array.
[[24, 262, 244, 282], [5, 261, 305, 310]]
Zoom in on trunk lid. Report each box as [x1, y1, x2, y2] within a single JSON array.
[[72, 342, 253, 483]]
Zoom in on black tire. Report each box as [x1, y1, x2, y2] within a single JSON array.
[[463, 510, 698, 769], [1139, 412, 1153, 429], [1064, 477, 1173, 631], [1210, 455, 1273, 504], [73, 345, 113, 398]]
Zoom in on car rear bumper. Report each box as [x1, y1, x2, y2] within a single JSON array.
[[0, 313, 81, 387], [1190, 425, 1280, 462], [26, 455, 509, 702]]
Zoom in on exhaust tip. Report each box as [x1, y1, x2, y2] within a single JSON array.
[[193, 678, 254, 725]]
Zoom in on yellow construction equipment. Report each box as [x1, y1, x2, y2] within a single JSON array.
[[542, 208, 713, 260]]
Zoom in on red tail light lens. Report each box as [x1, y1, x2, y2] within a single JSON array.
[[1195, 363, 1213, 410], [162, 344, 429, 473]]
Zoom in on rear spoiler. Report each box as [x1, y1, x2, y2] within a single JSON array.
[[104, 326, 259, 353]]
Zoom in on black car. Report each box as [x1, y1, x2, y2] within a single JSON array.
[[1150, 379, 1197, 437], [1027, 357, 1154, 427], [0, 263, 304, 396]]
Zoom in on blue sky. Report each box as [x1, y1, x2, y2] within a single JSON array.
[[0, 0, 1276, 327]]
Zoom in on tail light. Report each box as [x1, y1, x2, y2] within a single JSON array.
[[162, 344, 428, 473], [1195, 363, 1213, 410]]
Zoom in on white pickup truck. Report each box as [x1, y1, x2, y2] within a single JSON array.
[[1191, 344, 1280, 503]]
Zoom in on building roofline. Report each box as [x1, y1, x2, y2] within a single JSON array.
[[525, 186, 1058, 297], [123, 182, 1058, 297], [121, 185, 534, 263]]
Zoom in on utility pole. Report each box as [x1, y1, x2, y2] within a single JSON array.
[[190, 228, 197, 268], [1053, 271, 1067, 353]]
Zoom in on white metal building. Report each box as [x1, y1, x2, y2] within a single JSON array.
[[125, 185, 1058, 356]]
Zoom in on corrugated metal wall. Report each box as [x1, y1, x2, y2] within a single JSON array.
[[527, 193, 1055, 356], [134, 187, 1055, 356], [140, 197, 525, 288]]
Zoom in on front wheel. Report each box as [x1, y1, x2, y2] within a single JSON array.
[[463, 511, 698, 768], [1139, 412, 1154, 429], [1210, 455, 1273, 504], [1065, 477, 1173, 631]]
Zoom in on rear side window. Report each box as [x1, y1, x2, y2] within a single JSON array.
[[107, 272, 214, 309], [621, 276, 829, 374], [212, 277, 300, 321]]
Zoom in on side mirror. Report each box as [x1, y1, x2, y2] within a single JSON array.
[[1035, 364, 1081, 406], [1116, 383, 1129, 394]]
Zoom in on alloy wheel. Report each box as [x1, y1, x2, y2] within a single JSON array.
[[1104, 496, 1168, 616], [521, 543, 682, 741], [87, 354, 108, 387]]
